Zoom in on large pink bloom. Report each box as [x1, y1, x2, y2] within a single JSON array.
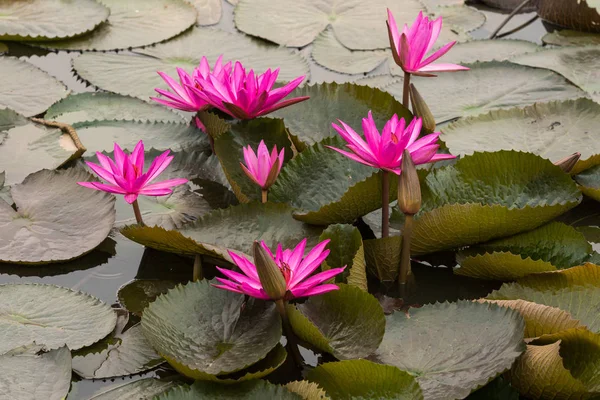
[[327, 112, 455, 174], [241, 140, 284, 190], [188, 61, 309, 120], [387, 10, 469, 76], [78, 141, 188, 204], [214, 239, 345, 300]]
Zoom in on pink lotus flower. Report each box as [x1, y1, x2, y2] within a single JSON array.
[[151, 56, 232, 112], [241, 140, 284, 190], [327, 112, 455, 174], [214, 239, 345, 300], [188, 61, 309, 120], [387, 10, 469, 76], [78, 141, 188, 204]]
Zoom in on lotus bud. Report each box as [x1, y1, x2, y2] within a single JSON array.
[[409, 83, 435, 132], [252, 241, 287, 300], [398, 150, 421, 216], [554, 152, 581, 173]]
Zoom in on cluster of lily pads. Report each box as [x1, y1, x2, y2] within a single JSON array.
[[3, 0, 600, 399]]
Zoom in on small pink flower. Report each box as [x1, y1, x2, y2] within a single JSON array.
[[241, 140, 284, 190], [387, 10, 469, 76], [327, 112, 455, 174], [214, 239, 345, 300], [78, 141, 188, 204]]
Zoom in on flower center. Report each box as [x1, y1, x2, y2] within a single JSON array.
[[391, 132, 399, 144], [279, 261, 292, 284]]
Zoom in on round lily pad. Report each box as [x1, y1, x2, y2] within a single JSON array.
[[72, 27, 309, 101], [0, 345, 71, 400], [0, 57, 68, 117], [0, 168, 116, 264], [141, 280, 281, 378], [432, 5, 486, 33], [374, 301, 525, 400], [192, 0, 222, 25], [430, 39, 539, 65], [575, 165, 600, 203], [0, 0, 109, 40], [88, 378, 178, 400], [157, 380, 302, 400], [363, 236, 402, 282], [31, 0, 197, 51], [319, 224, 367, 291], [0, 284, 117, 354], [542, 30, 600, 46]]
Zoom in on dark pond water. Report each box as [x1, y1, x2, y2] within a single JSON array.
[[0, 1, 559, 398]]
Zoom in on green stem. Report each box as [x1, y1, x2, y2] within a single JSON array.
[[261, 189, 268, 204], [381, 170, 390, 238], [193, 254, 203, 282], [275, 299, 304, 368], [131, 200, 144, 226], [403, 72, 411, 109], [488, 0, 532, 39], [399, 214, 414, 285]]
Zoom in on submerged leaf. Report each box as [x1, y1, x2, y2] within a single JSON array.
[[319, 224, 367, 291]]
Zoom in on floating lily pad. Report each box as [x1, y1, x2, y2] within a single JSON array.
[[270, 137, 397, 225], [575, 165, 600, 203], [234, 0, 424, 49], [0, 283, 116, 354], [476, 0, 537, 12], [0, 345, 71, 400], [72, 27, 309, 100], [0, 57, 68, 117], [285, 381, 330, 400], [157, 380, 302, 399], [383, 61, 585, 124], [364, 236, 402, 282], [142, 280, 281, 379], [88, 378, 178, 400], [432, 5, 486, 33], [307, 359, 423, 400], [118, 279, 179, 316], [537, 0, 600, 33], [455, 222, 594, 280], [430, 39, 539, 65], [319, 224, 367, 291], [45, 92, 185, 125], [287, 284, 385, 359], [31, 0, 197, 51], [0, 0, 109, 40], [374, 301, 525, 400], [408, 151, 582, 255], [542, 30, 600, 46], [193, 0, 222, 25], [271, 82, 410, 148], [0, 168, 115, 264]]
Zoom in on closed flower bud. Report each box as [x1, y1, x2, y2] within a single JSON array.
[[398, 150, 421, 215], [554, 152, 581, 173], [409, 83, 435, 133], [252, 241, 287, 300]]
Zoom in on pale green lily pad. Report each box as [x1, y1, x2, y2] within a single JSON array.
[[432, 5, 486, 33], [88, 378, 178, 400], [234, 0, 424, 49], [142, 280, 281, 378], [0, 57, 68, 117], [31, 0, 197, 51], [271, 137, 397, 225], [72, 27, 309, 100], [374, 301, 525, 400], [157, 380, 302, 400], [0, 0, 109, 40], [0, 168, 115, 264], [45, 92, 185, 125], [0, 345, 71, 400], [476, 0, 537, 12], [307, 359, 424, 400], [456, 222, 594, 280], [432, 39, 539, 65], [0, 171, 11, 205], [0, 283, 117, 354], [543, 30, 600, 46], [575, 165, 600, 203], [287, 284, 385, 359], [408, 151, 582, 255], [193, 0, 222, 25], [440, 99, 600, 171], [383, 61, 585, 123], [319, 224, 367, 291]]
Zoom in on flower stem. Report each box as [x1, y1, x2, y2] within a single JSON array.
[[399, 214, 414, 285], [402, 72, 411, 109], [131, 200, 145, 226], [261, 189, 268, 204], [275, 299, 304, 368], [381, 170, 390, 238], [193, 254, 203, 282], [488, 0, 532, 39]]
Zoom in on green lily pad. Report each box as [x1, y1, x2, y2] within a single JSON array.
[[0, 345, 71, 400], [307, 359, 424, 400], [319, 224, 367, 291], [408, 151, 582, 255], [429, 39, 539, 65], [512, 46, 600, 97], [0, 0, 109, 40], [0, 42, 6, 53], [234, 0, 424, 49], [118, 279, 179, 316], [364, 236, 402, 282], [374, 301, 525, 400], [0, 57, 68, 117], [88, 378, 178, 400], [121, 202, 322, 259], [0, 283, 117, 354], [214, 118, 293, 203], [537, 0, 600, 33], [157, 380, 302, 400], [287, 284, 385, 359], [45, 92, 185, 125], [270, 137, 397, 225], [431, 5, 486, 33], [285, 381, 330, 400], [575, 165, 600, 203], [270, 82, 411, 148], [192, 0, 222, 25], [30, 0, 197, 51], [0, 168, 115, 264], [383, 61, 585, 124], [542, 30, 600, 46], [72, 27, 309, 101], [455, 222, 594, 280], [142, 280, 281, 378]]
